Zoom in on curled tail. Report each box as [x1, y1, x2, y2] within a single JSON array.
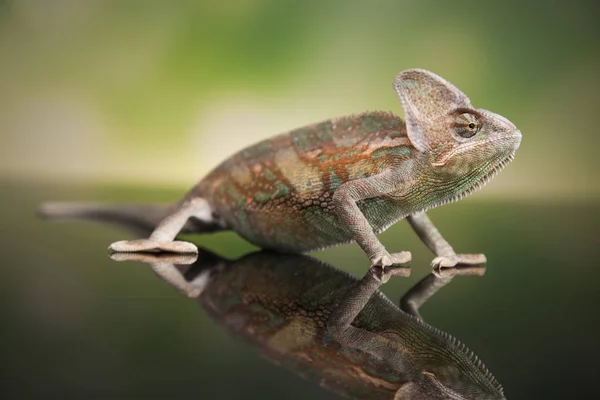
[[38, 201, 219, 237]]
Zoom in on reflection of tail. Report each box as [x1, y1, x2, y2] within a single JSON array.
[[38, 202, 181, 236]]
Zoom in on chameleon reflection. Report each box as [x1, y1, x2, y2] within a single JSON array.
[[117, 250, 504, 400]]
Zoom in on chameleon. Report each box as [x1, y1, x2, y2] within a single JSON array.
[[112, 248, 504, 399], [39, 69, 521, 278]]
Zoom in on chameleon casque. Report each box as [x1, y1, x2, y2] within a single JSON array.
[[40, 69, 521, 278]]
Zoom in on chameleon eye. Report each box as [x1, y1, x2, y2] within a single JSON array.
[[454, 113, 481, 138]]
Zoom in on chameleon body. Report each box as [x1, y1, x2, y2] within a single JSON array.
[[131, 249, 505, 399], [192, 111, 417, 252], [39, 69, 522, 276]]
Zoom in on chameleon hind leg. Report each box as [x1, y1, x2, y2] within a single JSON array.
[[108, 197, 213, 254]]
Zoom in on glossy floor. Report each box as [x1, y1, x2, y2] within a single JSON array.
[[2, 182, 598, 399]]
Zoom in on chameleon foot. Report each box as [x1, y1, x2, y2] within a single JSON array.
[[431, 253, 486, 278], [108, 239, 198, 254], [110, 252, 198, 264], [370, 251, 411, 283]]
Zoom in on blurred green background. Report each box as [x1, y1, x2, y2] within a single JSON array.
[[1, 0, 599, 399], [1, 0, 598, 197]]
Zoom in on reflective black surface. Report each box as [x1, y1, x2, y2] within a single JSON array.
[[2, 182, 599, 398], [110, 249, 498, 399]]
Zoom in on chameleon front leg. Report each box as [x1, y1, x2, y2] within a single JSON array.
[[332, 170, 411, 279], [406, 211, 486, 271], [108, 197, 213, 254]]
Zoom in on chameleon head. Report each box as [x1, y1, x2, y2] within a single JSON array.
[[394, 69, 521, 188]]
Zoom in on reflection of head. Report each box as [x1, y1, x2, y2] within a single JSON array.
[[393, 342, 505, 399]]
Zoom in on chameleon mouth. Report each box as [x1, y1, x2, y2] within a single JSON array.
[[433, 134, 520, 167]]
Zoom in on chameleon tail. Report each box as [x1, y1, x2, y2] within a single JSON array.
[[37, 201, 207, 236]]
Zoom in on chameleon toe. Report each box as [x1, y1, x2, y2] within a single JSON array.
[[389, 251, 412, 267], [455, 253, 487, 266], [156, 241, 199, 254], [108, 239, 198, 254], [431, 255, 459, 269]]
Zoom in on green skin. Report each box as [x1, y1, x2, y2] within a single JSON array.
[[118, 249, 505, 400], [88, 68, 521, 278]]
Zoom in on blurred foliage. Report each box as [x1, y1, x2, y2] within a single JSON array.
[[0, 0, 598, 197]]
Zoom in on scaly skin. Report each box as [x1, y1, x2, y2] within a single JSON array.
[[191, 111, 418, 251]]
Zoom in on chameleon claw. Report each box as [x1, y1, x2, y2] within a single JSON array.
[[370, 263, 411, 283], [431, 253, 487, 278], [432, 263, 487, 279], [371, 251, 412, 268], [431, 255, 459, 270], [370, 251, 411, 283]]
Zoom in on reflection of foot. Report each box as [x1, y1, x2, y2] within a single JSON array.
[[432, 253, 487, 278], [108, 239, 198, 254], [110, 252, 198, 265], [109, 252, 205, 298], [370, 261, 411, 284], [431, 253, 486, 269], [370, 251, 411, 283], [371, 250, 412, 267]]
